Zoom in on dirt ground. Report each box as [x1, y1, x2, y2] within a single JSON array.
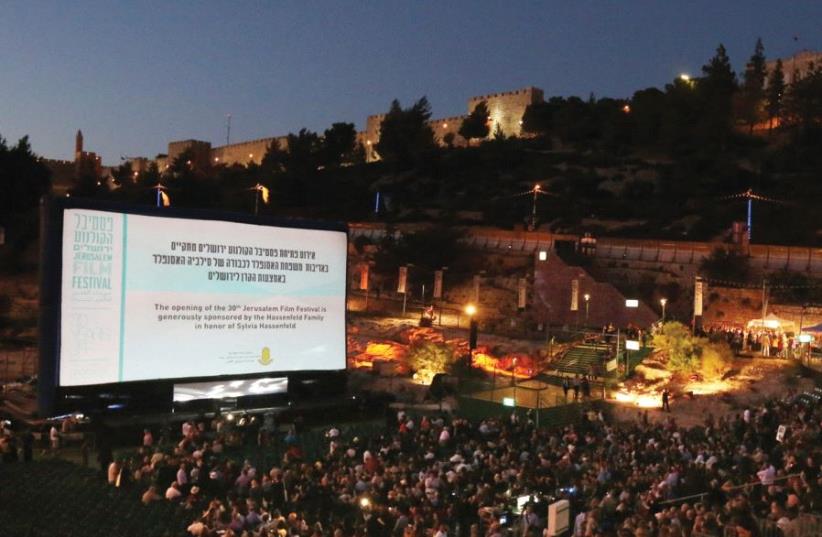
[[610, 357, 818, 427]]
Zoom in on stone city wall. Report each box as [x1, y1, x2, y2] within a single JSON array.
[[468, 86, 544, 138], [211, 136, 288, 167], [766, 50, 822, 86]]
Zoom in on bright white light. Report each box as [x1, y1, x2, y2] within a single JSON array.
[[502, 397, 516, 407], [625, 299, 639, 308], [226, 413, 235, 421], [799, 334, 812, 343], [625, 340, 640, 351], [538, 251, 548, 261]]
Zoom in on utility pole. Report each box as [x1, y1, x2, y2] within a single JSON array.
[[226, 113, 232, 146], [761, 278, 769, 323]]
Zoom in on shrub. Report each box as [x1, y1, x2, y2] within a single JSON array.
[[652, 321, 732, 377], [407, 342, 454, 377]]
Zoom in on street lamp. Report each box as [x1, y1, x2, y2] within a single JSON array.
[[583, 293, 591, 325], [660, 298, 667, 321], [530, 183, 541, 230]]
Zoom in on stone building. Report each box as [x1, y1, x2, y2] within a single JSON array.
[[361, 86, 545, 161], [210, 136, 289, 167], [129, 85, 545, 168], [765, 49, 822, 85]]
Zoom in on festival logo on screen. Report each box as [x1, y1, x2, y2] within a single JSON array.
[[259, 346, 273, 366]]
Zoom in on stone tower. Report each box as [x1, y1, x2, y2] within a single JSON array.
[[75, 130, 83, 160]]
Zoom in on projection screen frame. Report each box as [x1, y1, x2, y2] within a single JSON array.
[[39, 197, 348, 415]]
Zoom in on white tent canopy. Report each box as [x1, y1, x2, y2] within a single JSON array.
[[746, 313, 797, 331]]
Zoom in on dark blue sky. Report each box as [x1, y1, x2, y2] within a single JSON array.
[[2, 1, 820, 164]]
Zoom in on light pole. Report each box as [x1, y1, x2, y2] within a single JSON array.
[[584, 293, 590, 326], [530, 184, 541, 230], [466, 304, 478, 365], [660, 298, 667, 322]]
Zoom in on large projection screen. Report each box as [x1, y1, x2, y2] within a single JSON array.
[[58, 207, 347, 386]]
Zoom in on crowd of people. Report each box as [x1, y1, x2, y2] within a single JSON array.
[[703, 325, 814, 359], [97, 392, 822, 537]]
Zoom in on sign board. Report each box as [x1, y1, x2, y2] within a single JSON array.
[[798, 334, 812, 343], [625, 340, 640, 351], [570, 279, 579, 311], [433, 270, 443, 299], [694, 277, 704, 317], [606, 358, 617, 371], [776, 424, 787, 443], [517, 278, 527, 309], [625, 299, 639, 308], [502, 397, 516, 407], [547, 499, 570, 537], [397, 266, 407, 294]]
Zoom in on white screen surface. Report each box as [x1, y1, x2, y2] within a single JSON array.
[[59, 209, 347, 386]]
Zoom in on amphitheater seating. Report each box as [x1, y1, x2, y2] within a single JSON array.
[[552, 343, 611, 376]]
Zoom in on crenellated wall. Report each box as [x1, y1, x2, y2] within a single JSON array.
[[468, 86, 544, 138], [211, 136, 289, 167]]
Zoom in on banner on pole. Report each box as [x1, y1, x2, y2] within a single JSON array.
[[472, 275, 481, 303], [397, 266, 407, 294], [694, 277, 704, 317], [433, 270, 443, 299], [517, 278, 527, 309], [570, 279, 579, 311], [359, 264, 369, 291]]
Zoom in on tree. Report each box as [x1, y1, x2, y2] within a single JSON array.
[[629, 88, 666, 146], [407, 341, 454, 380], [739, 38, 767, 133], [284, 128, 321, 176], [110, 162, 136, 187], [261, 138, 287, 174], [442, 132, 456, 149], [321, 122, 357, 168], [0, 134, 52, 270], [700, 246, 750, 282], [652, 321, 732, 377], [458, 101, 490, 145], [0, 135, 51, 218], [521, 101, 555, 137], [766, 59, 786, 131], [783, 63, 822, 134], [697, 44, 737, 148], [492, 123, 506, 140], [653, 322, 701, 372], [374, 97, 436, 168]]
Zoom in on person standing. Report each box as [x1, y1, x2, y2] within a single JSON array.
[[572, 375, 580, 401], [562, 377, 570, 401], [662, 389, 671, 412]]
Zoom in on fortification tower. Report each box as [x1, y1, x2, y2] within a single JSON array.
[[75, 130, 83, 160]]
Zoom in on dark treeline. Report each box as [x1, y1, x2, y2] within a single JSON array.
[[2, 39, 822, 273]]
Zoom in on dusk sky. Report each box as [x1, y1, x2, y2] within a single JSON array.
[[2, 1, 820, 164]]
